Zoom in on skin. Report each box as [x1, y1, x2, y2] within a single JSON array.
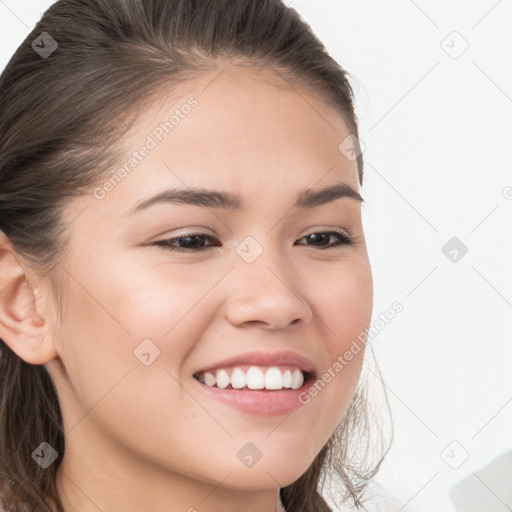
[[0, 65, 373, 512]]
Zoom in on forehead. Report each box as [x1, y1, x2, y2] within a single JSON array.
[[91, 65, 360, 217]]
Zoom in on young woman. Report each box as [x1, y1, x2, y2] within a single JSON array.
[[0, 1, 391, 511]]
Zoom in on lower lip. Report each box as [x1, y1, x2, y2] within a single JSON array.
[[193, 376, 313, 416]]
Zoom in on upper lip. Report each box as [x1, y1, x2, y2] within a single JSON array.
[[193, 350, 317, 378]]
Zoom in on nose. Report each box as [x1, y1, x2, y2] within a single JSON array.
[[224, 245, 313, 330]]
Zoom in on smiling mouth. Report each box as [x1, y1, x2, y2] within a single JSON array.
[[193, 365, 313, 391]]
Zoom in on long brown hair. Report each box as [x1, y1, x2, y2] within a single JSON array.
[[0, 1, 391, 510]]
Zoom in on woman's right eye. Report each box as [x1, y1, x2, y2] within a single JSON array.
[[151, 229, 353, 253], [151, 232, 221, 252]]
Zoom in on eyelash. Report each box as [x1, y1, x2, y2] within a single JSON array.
[[152, 230, 353, 252]]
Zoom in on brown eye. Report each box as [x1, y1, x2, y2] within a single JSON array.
[[295, 231, 353, 249], [152, 232, 220, 252], [152, 230, 352, 253]]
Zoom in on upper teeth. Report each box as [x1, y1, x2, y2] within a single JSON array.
[[196, 366, 305, 390]]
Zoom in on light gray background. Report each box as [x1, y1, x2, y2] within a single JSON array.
[[1, 1, 511, 511]]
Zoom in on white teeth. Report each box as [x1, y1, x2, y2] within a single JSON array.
[[204, 372, 216, 387], [230, 368, 247, 389], [264, 367, 283, 390], [215, 369, 230, 389], [291, 369, 304, 389], [246, 366, 265, 389], [282, 369, 292, 388], [197, 365, 306, 390]]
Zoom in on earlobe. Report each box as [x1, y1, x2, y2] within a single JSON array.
[[0, 234, 57, 365]]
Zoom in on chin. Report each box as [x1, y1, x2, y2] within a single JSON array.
[[214, 458, 312, 489]]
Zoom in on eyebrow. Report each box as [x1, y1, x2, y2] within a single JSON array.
[[125, 180, 363, 216]]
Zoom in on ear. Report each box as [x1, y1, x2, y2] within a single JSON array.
[[0, 231, 58, 365]]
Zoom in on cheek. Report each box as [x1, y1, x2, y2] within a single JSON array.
[[53, 264, 197, 418], [315, 256, 373, 348], [301, 259, 372, 440], [54, 272, 215, 469]]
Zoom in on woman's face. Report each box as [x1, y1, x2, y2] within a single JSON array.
[[44, 66, 373, 504]]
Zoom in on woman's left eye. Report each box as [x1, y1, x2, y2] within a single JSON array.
[[151, 230, 353, 252]]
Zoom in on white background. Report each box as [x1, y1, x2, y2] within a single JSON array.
[[1, 1, 511, 511]]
